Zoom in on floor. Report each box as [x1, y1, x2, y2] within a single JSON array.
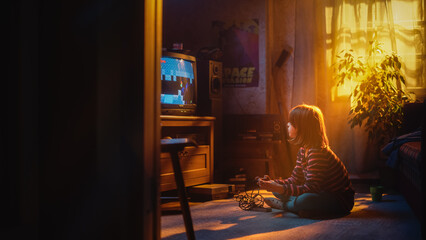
[[160, 170, 391, 213], [161, 188, 422, 240], [160, 178, 422, 240]]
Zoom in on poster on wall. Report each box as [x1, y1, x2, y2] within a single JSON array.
[[212, 19, 259, 87]]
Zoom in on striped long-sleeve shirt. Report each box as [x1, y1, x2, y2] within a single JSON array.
[[275, 146, 354, 210]]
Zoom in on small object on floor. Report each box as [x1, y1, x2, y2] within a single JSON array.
[[189, 184, 235, 201], [234, 187, 265, 211], [370, 185, 384, 202]]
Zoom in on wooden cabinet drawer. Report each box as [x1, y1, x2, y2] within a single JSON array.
[[160, 145, 210, 192]]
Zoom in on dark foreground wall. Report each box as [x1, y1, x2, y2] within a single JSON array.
[[3, 0, 159, 239]]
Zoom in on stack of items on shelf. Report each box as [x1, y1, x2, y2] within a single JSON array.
[[229, 168, 248, 193], [257, 132, 274, 141], [236, 130, 275, 141], [224, 114, 283, 142], [237, 130, 257, 140]]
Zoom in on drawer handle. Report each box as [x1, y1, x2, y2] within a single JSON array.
[[178, 151, 190, 158]]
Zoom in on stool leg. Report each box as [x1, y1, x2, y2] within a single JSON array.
[[170, 150, 195, 240]]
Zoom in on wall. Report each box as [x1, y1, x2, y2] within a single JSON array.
[[5, 0, 159, 238], [163, 0, 267, 114]]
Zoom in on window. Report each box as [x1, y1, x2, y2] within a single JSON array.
[[326, 0, 425, 101]]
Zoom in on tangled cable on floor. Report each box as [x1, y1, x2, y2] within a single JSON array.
[[233, 188, 265, 211]]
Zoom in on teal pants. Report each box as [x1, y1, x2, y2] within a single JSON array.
[[273, 192, 350, 218]]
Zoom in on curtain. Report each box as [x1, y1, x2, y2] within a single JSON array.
[[269, 0, 424, 173], [290, 0, 374, 173], [325, 0, 424, 173], [328, 0, 424, 98]]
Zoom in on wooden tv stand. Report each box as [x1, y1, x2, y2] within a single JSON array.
[[160, 115, 215, 192]]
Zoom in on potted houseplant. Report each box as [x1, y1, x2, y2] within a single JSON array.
[[334, 40, 411, 145]]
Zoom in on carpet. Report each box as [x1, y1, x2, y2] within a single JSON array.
[[161, 191, 422, 240]]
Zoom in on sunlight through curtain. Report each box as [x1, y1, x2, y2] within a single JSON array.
[[327, 0, 425, 101], [324, 0, 425, 173], [269, 0, 424, 173]]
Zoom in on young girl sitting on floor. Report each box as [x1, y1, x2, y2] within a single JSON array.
[[257, 104, 354, 218]]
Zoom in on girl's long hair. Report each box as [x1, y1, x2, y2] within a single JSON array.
[[288, 104, 329, 148]]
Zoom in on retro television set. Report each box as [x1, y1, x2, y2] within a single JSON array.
[[161, 51, 197, 115]]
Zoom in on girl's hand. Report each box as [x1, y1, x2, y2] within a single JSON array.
[[255, 175, 271, 182], [257, 180, 284, 194], [262, 175, 271, 181]]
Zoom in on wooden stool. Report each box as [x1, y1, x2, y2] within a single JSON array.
[[161, 138, 197, 240]]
